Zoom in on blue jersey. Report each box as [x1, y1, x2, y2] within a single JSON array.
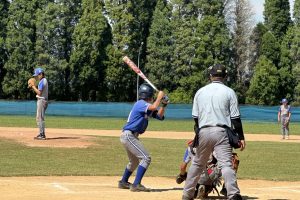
[[123, 100, 164, 134], [38, 77, 48, 100]]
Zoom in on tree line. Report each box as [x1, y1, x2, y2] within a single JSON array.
[[0, 0, 299, 105]]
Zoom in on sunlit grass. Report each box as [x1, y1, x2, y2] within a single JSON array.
[[0, 137, 299, 181]]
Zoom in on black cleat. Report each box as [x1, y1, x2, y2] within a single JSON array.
[[34, 134, 46, 140], [230, 194, 243, 200]]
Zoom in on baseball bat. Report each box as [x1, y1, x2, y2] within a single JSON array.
[[122, 56, 159, 91]]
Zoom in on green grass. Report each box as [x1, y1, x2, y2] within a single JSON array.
[[0, 115, 300, 135], [0, 137, 299, 181]]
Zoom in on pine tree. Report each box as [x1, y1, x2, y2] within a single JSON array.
[[170, 0, 204, 103], [35, 0, 82, 100], [104, 0, 156, 101], [144, 0, 174, 91], [260, 31, 281, 67], [2, 0, 42, 99], [289, 0, 300, 104], [70, 0, 111, 101], [279, 27, 296, 102], [248, 23, 268, 77], [194, 0, 232, 82], [246, 56, 279, 105], [264, 0, 292, 40], [0, 0, 9, 97]]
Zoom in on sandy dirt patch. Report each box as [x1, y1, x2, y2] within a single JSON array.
[[0, 176, 299, 200], [0, 127, 299, 149]]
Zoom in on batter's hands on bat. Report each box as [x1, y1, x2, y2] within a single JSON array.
[[157, 91, 165, 100], [161, 95, 169, 106]]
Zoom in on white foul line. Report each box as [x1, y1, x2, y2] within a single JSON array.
[[52, 183, 74, 193]]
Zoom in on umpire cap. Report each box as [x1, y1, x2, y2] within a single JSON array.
[[138, 83, 154, 100], [209, 64, 227, 78]]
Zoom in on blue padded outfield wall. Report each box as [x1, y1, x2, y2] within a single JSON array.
[[0, 100, 299, 122]]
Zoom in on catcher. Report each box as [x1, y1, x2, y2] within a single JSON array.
[[28, 67, 48, 140], [176, 140, 240, 199]]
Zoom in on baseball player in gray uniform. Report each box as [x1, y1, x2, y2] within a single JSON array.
[[30, 67, 48, 140], [182, 64, 246, 200], [277, 98, 291, 139]]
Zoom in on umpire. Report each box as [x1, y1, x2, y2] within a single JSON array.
[[182, 64, 245, 200]]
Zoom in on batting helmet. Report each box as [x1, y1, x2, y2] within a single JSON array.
[[209, 64, 227, 78], [138, 83, 154, 100], [281, 98, 288, 103]]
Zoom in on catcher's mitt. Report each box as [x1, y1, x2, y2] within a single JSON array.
[[27, 78, 36, 88], [176, 172, 187, 184]]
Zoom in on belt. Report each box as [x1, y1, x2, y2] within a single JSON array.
[[124, 130, 139, 138], [201, 125, 228, 129]]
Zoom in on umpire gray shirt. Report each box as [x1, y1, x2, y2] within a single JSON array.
[[192, 81, 240, 128]]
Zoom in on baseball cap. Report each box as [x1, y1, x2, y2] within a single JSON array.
[[33, 67, 44, 76], [281, 98, 288, 103], [209, 64, 227, 77]]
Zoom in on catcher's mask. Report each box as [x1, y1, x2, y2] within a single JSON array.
[[33, 67, 44, 76], [138, 83, 154, 100], [209, 64, 227, 78]]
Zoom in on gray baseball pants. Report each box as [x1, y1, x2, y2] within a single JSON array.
[[183, 127, 240, 199], [36, 99, 48, 134], [120, 130, 151, 171], [280, 115, 289, 137]]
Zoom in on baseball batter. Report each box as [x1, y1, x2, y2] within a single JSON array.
[[182, 64, 245, 200], [29, 67, 48, 140], [118, 83, 168, 192], [277, 98, 291, 139]]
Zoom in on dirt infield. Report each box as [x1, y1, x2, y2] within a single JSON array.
[[0, 127, 299, 200], [0, 176, 299, 200], [1, 127, 300, 148]]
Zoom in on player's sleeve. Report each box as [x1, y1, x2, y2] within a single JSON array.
[[192, 92, 199, 119], [183, 148, 192, 163], [38, 79, 45, 91], [229, 90, 240, 119], [151, 110, 165, 120], [231, 118, 245, 140], [138, 101, 150, 114], [229, 90, 245, 140]]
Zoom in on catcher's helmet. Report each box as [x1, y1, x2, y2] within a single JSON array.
[[209, 64, 227, 78], [138, 83, 154, 100]]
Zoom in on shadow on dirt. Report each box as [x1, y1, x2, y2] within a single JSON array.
[[150, 187, 182, 192], [46, 137, 80, 140], [267, 199, 289, 200], [242, 196, 258, 199]]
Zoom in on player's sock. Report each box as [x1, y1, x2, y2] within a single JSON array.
[[121, 168, 132, 183], [133, 165, 146, 186]]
